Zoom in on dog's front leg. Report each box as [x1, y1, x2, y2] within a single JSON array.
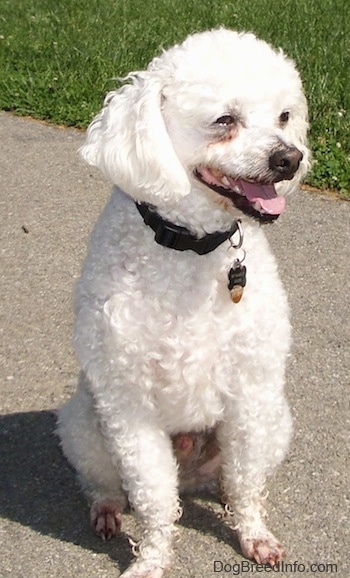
[[98, 409, 180, 578], [218, 394, 292, 566]]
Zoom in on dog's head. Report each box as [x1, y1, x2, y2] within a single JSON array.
[[81, 29, 310, 221]]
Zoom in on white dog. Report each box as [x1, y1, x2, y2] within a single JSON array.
[[58, 28, 310, 578]]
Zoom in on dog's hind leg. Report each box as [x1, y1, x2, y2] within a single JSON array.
[[57, 372, 127, 539]]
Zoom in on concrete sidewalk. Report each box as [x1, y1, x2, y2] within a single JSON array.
[[0, 111, 349, 578]]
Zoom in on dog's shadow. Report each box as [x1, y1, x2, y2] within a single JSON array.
[[0, 410, 240, 572]]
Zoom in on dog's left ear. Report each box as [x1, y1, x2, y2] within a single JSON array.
[[287, 91, 311, 180], [277, 89, 311, 197], [80, 72, 191, 207]]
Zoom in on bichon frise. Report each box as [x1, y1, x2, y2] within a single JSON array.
[[58, 28, 310, 578]]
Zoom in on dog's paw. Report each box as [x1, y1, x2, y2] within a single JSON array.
[[239, 530, 285, 566], [119, 560, 165, 578], [90, 500, 122, 540]]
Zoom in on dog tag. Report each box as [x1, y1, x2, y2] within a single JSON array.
[[228, 259, 246, 303]]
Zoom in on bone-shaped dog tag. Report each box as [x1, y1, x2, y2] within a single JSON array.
[[228, 259, 247, 303]]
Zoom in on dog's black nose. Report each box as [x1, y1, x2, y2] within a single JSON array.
[[269, 146, 303, 180]]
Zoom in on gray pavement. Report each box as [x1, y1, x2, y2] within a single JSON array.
[[0, 111, 349, 577]]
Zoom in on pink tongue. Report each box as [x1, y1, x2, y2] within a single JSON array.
[[238, 180, 286, 215]]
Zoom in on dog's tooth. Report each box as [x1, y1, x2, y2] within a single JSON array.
[[211, 168, 224, 178], [221, 176, 230, 188]]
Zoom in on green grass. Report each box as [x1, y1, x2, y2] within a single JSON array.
[[1, 0, 349, 195]]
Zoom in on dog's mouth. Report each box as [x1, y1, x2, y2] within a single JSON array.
[[195, 167, 286, 223]]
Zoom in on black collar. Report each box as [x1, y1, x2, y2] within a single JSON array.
[[136, 202, 238, 255]]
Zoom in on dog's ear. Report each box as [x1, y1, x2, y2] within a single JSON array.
[[277, 90, 311, 196], [287, 92, 311, 180], [80, 73, 191, 207]]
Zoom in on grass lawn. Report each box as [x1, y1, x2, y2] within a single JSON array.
[[0, 0, 349, 195]]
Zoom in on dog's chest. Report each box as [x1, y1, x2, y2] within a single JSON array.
[[139, 309, 235, 431], [103, 259, 245, 430]]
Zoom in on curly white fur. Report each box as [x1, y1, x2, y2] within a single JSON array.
[[58, 29, 310, 577]]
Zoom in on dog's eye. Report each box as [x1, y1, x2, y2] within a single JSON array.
[[279, 111, 290, 125], [215, 115, 236, 126]]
